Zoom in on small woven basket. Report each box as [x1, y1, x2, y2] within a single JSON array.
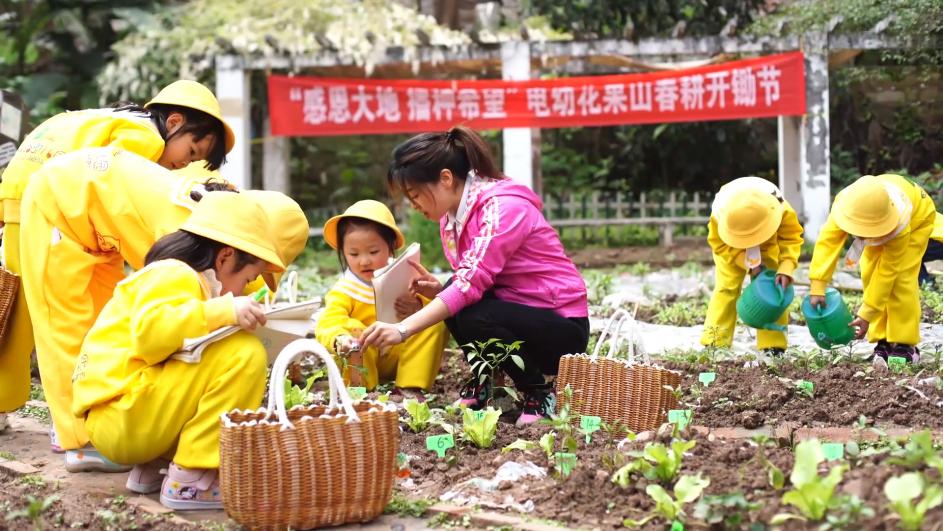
[[557, 309, 681, 433], [0, 266, 20, 342], [220, 339, 400, 530]]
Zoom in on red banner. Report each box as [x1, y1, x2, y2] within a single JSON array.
[[268, 51, 805, 137]]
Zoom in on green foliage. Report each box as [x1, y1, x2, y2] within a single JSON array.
[[5, 494, 59, 529], [753, 436, 786, 490], [539, 385, 579, 455], [884, 472, 943, 531], [652, 296, 708, 327], [464, 339, 524, 404], [613, 439, 697, 487], [402, 398, 432, 433], [624, 474, 710, 527], [888, 430, 939, 469], [777, 439, 848, 522], [283, 372, 323, 409], [583, 270, 615, 306], [461, 406, 501, 449], [384, 493, 433, 518], [502, 438, 538, 453], [692, 492, 761, 528]]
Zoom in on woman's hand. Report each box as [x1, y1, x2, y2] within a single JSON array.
[[395, 294, 423, 320], [408, 261, 443, 299], [850, 316, 869, 340], [360, 321, 405, 350], [233, 296, 266, 330], [775, 274, 792, 289], [808, 295, 826, 309]]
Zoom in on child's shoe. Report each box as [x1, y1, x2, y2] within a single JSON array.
[[159, 463, 223, 510], [457, 376, 491, 409], [50, 427, 63, 454], [126, 458, 170, 494], [516, 388, 556, 426], [891, 344, 920, 364], [871, 340, 893, 370], [392, 387, 428, 403], [64, 445, 132, 473]]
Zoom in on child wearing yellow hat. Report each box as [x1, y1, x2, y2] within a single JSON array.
[[0, 80, 234, 434], [72, 192, 282, 511], [809, 174, 936, 366], [702, 177, 804, 355], [315, 200, 449, 397]]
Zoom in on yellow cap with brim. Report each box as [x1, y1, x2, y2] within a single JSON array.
[[145, 80, 236, 154], [716, 188, 784, 249], [243, 190, 310, 291], [323, 200, 404, 250], [181, 192, 285, 279], [832, 175, 899, 238]]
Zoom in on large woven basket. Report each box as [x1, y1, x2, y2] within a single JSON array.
[[556, 309, 681, 433], [0, 266, 19, 342], [220, 339, 400, 530]]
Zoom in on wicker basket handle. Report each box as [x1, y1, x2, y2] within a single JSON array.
[[591, 308, 633, 359], [268, 338, 360, 429]]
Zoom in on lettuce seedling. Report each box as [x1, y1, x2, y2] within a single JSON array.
[[612, 439, 697, 487], [461, 406, 501, 448], [776, 439, 847, 522], [283, 372, 323, 409], [885, 472, 943, 531], [402, 398, 432, 433], [623, 474, 710, 527]]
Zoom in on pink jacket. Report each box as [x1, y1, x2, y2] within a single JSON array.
[[436, 176, 588, 319]]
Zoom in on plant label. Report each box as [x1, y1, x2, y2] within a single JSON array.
[[698, 372, 716, 386], [888, 356, 906, 372], [822, 442, 844, 461], [555, 452, 577, 476], [670, 521, 684, 531], [347, 386, 367, 400], [426, 434, 454, 458], [796, 380, 813, 395], [580, 415, 602, 443], [668, 409, 692, 429]]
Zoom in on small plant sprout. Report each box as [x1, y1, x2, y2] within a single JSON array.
[[884, 472, 943, 531], [773, 439, 847, 523], [464, 339, 525, 403], [402, 398, 432, 433], [612, 439, 697, 487], [540, 385, 579, 454], [502, 439, 538, 454], [461, 406, 501, 448], [751, 435, 785, 489], [538, 432, 556, 460], [692, 492, 762, 527], [283, 372, 323, 409], [623, 474, 710, 528], [5, 494, 59, 530]]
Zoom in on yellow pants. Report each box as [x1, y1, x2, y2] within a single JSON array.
[[345, 322, 449, 391], [20, 208, 125, 450], [86, 332, 267, 469], [0, 222, 34, 412], [701, 258, 788, 350], [860, 224, 933, 345]]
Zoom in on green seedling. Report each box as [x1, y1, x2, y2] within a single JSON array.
[[623, 474, 710, 528], [884, 472, 943, 531], [795, 380, 814, 398], [283, 371, 324, 409], [502, 439, 538, 453], [5, 494, 59, 530], [773, 439, 847, 522], [752, 436, 785, 489], [888, 356, 907, 373], [464, 339, 524, 404], [425, 434, 454, 458], [889, 430, 938, 469], [821, 494, 874, 530], [540, 385, 578, 454], [692, 492, 762, 528], [402, 398, 432, 433], [580, 415, 602, 443], [698, 372, 716, 386], [461, 406, 501, 448], [538, 432, 556, 460], [612, 439, 697, 487], [554, 452, 577, 476]]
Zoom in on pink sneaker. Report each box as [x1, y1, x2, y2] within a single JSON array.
[[159, 463, 223, 510], [50, 428, 63, 454], [126, 458, 169, 494]]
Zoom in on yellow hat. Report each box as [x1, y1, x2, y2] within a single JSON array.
[[323, 200, 404, 250], [181, 192, 285, 280], [832, 175, 898, 238], [145, 80, 236, 154], [243, 190, 310, 291], [716, 188, 785, 248]]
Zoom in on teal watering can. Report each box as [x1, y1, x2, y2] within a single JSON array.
[[801, 288, 855, 349], [736, 269, 795, 332]]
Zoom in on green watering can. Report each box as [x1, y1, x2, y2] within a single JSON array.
[[801, 288, 855, 349], [737, 269, 795, 332]]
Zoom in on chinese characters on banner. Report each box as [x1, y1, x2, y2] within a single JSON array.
[[268, 51, 805, 137]]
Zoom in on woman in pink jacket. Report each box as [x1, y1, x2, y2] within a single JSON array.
[[361, 126, 588, 425]]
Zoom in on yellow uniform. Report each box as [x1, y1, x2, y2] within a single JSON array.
[[0, 109, 164, 412], [810, 174, 936, 345], [701, 179, 804, 350], [20, 148, 201, 450], [73, 260, 266, 469], [316, 270, 448, 390]]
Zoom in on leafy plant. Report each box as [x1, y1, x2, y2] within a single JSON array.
[[402, 398, 432, 433], [692, 492, 762, 528], [889, 430, 938, 469], [502, 439, 538, 454], [774, 440, 847, 523], [539, 385, 578, 455], [752, 435, 785, 489], [612, 439, 697, 487], [384, 493, 433, 518], [538, 432, 556, 459], [283, 372, 322, 409], [884, 472, 943, 531], [821, 494, 874, 531], [5, 494, 59, 530], [624, 474, 710, 528], [464, 339, 525, 404], [461, 406, 501, 449]]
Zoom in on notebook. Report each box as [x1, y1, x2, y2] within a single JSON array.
[[372, 242, 421, 323]]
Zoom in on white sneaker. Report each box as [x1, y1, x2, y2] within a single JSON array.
[[64, 445, 131, 473]]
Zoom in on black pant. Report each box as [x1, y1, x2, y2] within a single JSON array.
[[445, 295, 590, 390], [921, 239, 943, 285]]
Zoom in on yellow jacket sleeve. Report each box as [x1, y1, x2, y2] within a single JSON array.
[[126, 262, 237, 366], [315, 289, 368, 355], [808, 216, 849, 296], [707, 216, 745, 268], [775, 204, 804, 277]]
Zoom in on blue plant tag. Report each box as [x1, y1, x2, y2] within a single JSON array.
[[348, 386, 367, 400], [668, 409, 692, 429], [698, 372, 716, 386]]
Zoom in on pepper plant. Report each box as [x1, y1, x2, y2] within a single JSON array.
[[464, 338, 524, 403]]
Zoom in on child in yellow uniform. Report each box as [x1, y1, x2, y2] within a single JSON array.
[[0, 80, 234, 433], [701, 177, 804, 355], [315, 200, 449, 397], [809, 174, 936, 366], [72, 192, 283, 511]]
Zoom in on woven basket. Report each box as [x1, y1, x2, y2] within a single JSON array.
[[0, 266, 19, 342], [220, 339, 400, 530], [556, 309, 681, 433]]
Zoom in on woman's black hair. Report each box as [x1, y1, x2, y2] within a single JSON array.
[[189, 178, 238, 201], [387, 125, 504, 196], [144, 230, 259, 272], [111, 102, 227, 171], [335, 217, 397, 270]]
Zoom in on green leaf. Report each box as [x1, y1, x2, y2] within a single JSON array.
[[885, 473, 923, 504], [674, 474, 710, 504], [646, 484, 678, 521], [502, 438, 538, 453], [770, 513, 806, 525], [791, 439, 825, 487], [510, 354, 525, 371]]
